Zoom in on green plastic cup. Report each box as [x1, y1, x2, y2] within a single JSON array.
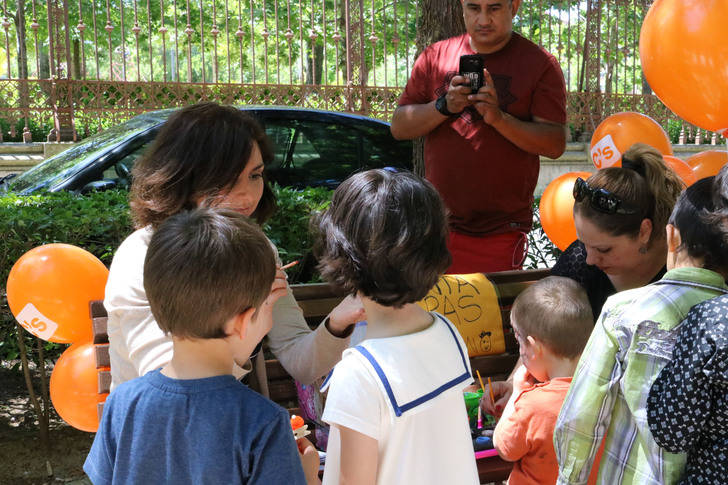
[[463, 389, 483, 426]]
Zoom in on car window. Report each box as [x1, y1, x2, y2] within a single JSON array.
[[264, 124, 294, 169], [357, 123, 413, 170], [264, 119, 361, 188], [263, 116, 412, 188], [99, 141, 152, 188], [290, 130, 320, 168], [4, 108, 412, 195], [7, 114, 165, 193]]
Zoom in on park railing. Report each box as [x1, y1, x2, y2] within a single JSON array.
[[0, 0, 723, 146]]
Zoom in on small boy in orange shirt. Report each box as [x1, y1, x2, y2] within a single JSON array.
[[492, 276, 598, 485]]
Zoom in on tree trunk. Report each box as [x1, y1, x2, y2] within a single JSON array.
[[641, 73, 652, 96], [36, 339, 50, 457], [306, 41, 323, 85], [13, 0, 31, 140], [72, 38, 81, 79], [577, 0, 602, 136], [415, 0, 465, 55], [39, 49, 50, 80], [412, 0, 465, 176], [14, 0, 28, 79], [604, 20, 618, 95], [337, 1, 369, 111], [345, 0, 370, 113], [639, 0, 652, 96], [16, 328, 50, 456]]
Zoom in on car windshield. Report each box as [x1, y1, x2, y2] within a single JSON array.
[[5, 114, 166, 193]]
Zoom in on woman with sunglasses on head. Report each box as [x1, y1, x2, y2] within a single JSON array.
[[551, 142, 684, 320], [554, 172, 728, 484], [483, 143, 684, 416]]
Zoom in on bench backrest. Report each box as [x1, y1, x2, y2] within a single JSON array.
[[268, 268, 550, 409], [91, 268, 551, 414]]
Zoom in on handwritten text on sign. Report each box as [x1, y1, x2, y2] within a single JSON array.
[[417, 273, 505, 357]]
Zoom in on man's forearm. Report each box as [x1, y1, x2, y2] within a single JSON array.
[[490, 113, 566, 159], [390, 102, 449, 140]]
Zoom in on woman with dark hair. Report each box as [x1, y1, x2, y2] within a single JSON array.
[[647, 164, 728, 484], [554, 175, 728, 483], [105, 102, 363, 391], [485, 143, 685, 415]]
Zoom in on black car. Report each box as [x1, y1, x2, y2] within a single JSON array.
[[0, 107, 413, 194]]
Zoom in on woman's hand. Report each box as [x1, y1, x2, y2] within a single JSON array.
[[297, 437, 321, 485], [480, 380, 512, 418], [232, 267, 290, 368], [249, 267, 290, 344], [326, 294, 366, 338]]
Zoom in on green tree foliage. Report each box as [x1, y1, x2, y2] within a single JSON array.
[[514, 1, 648, 94], [7, 1, 640, 93], [0, 0, 419, 85]]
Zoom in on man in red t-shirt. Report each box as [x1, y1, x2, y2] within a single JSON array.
[[391, 0, 566, 273]]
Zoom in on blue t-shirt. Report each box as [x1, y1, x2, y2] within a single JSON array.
[[84, 369, 306, 485]]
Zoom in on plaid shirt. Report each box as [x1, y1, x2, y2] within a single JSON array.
[[554, 268, 728, 485]]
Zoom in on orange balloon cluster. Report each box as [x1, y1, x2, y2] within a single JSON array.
[[640, 0, 728, 136], [6, 243, 110, 433], [49, 342, 107, 432], [590, 112, 672, 169], [686, 151, 728, 181], [7, 244, 108, 343], [539, 171, 593, 251], [662, 156, 698, 187]]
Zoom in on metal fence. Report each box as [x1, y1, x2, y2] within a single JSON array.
[[0, 0, 723, 145]]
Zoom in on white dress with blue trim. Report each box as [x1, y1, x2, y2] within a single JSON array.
[[321, 313, 479, 485]]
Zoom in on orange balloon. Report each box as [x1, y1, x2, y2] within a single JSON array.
[[50, 342, 107, 432], [590, 112, 673, 169], [540, 171, 593, 251], [6, 244, 108, 343], [640, 0, 728, 135], [662, 155, 698, 187], [685, 150, 728, 181]]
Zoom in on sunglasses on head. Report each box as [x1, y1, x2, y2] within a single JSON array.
[[572, 177, 638, 215]]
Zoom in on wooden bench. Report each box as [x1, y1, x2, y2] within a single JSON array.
[[91, 268, 551, 483]]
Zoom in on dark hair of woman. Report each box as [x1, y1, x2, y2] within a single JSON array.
[[706, 163, 728, 242], [314, 169, 451, 308], [670, 175, 728, 275], [574, 143, 683, 248], [130, 102, 276, 229]]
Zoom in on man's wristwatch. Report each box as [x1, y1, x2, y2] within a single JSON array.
[[435, 94, 460, 117]]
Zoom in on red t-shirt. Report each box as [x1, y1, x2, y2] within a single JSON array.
[[398, 33, 566, 236]]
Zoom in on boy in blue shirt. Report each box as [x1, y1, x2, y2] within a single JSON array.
[[84, 208, 318, 484]]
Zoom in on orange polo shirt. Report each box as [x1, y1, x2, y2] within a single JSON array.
[[494, 377, 602, 485]]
